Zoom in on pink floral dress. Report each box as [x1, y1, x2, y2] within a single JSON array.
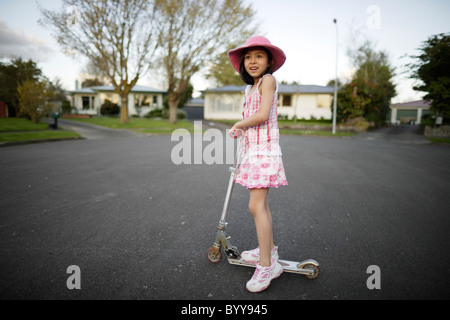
[[235, 75, 288, 189]]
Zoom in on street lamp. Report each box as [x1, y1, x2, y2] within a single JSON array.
[[332, 19, 338, 135]]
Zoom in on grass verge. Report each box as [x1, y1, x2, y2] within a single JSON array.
[[0, 118, 48, 131], [0, 118, 81, 144], [68, 117, 194, 133], [0, 130, 81, 143], [279, 129, 355, 137], [427, 137, 450, 144]]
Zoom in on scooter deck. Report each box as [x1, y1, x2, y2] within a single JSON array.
[[227, 257, 319, 276]]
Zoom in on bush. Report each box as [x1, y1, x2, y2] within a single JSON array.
[[145, 108, 163, 118], [61, 100, 72, 114], [145, 108, 186, 120], [100, 99, 120, 116], [346, 116, 370, 132]]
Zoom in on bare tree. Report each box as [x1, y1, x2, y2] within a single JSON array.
[[154, 0, 257, 124], [39, 0, 159, 123]]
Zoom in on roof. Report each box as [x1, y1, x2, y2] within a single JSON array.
[[184, 98, 204, 107], [70, 85, 166, 94], [203, 84, 334, 94], [203, 85, 246, 93], [391, 100, 431, 108]]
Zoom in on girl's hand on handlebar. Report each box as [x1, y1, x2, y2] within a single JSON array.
[[229, 127, 244, 139]]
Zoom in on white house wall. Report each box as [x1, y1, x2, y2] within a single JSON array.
[[72, 92, 164, 116], [73, 94, 97, 115], [129, 93, 163, 117], [295, 94, 332, 120], [204, 93, 244, 120]]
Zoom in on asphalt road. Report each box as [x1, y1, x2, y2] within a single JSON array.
[[0, 122, 449, 300]]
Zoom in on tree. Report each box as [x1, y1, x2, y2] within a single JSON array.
[[0, 58, 43, 116], [154, 0, 256, 124], [409, 33, 450, 122], [40, 0, 160, 124], [206, 37, 256, 87], [336, 40, 396, 126], [205, 49, 243, 87], [17, 79, 54, 123]]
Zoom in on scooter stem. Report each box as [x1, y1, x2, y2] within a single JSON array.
[[218, 135, 243, 229], [218, 168, 236, 228]]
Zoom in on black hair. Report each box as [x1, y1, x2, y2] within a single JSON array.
[[239, 47, 274, 85]]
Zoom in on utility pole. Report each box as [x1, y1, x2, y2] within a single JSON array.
[[332, 19, 338, 135]]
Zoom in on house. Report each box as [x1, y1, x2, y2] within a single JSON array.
[[389, 100, 431, 125], [203, 84, 334, 120], [69, 85, 166, 117]]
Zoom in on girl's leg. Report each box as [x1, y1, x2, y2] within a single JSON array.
[[264, 196, 275, 250], [249, 188, 273, 267]]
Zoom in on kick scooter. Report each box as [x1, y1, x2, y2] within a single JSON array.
[[206, 129, 320, 279]]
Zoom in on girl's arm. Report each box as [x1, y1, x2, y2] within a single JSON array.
[[231, 75, 276, 131]]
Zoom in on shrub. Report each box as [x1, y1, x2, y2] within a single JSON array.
[[100, 99, 120, 116]]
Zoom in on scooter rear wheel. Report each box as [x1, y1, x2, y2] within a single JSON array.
[[206, 247, 222, 264], [302, 263, 320, 279]]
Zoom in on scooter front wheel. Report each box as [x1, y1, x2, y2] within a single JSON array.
[[206, 247, 222, 264]]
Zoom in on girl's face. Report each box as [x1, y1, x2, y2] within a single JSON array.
[[244, 48, 270, 83]]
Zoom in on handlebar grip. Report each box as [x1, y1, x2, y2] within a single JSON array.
[[229, 129, 244, 138]]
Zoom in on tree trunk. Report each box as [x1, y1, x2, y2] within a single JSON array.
[[120, 94, 129, 124], [168, 95, 180, 125]]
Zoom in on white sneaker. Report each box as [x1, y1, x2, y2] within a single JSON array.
[[246, 258, 283, 293], [241, 246, 279, 264]]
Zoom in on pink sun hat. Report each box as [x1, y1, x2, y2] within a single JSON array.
[[228, 36, 286, 73]]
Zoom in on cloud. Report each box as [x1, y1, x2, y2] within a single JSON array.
[[0, 19, 54, 61]]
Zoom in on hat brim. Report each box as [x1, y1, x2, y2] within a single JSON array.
[[228, 42, 286, 73]]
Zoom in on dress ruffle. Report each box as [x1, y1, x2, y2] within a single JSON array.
[[235, 152, 288, 189]]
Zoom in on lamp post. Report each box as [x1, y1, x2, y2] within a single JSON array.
[[332, 19, 338, 135]]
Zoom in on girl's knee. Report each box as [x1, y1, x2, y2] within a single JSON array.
[[248, 200, 264, 217], [248, 188, 269, 217]]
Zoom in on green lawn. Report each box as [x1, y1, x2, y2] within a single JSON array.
[[0, 118, 81, 143], [278, 119, 332, 126], [0, 118, 48, 131], [427, 137, 450, 144], [279, 129, 355, 137], [0, 130, 81, 143], [210, 119, 353, 137], [212, 119, 333, 127], [68, 117, 195, 133]]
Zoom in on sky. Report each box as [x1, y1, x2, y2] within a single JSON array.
[[0, 0, 449, 103]]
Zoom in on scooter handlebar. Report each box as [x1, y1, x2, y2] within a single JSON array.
[[229, 129, 244, 139]]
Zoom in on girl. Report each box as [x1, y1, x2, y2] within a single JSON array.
[[228, 36, 288, 292]]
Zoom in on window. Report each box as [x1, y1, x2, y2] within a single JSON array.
[[282, 94, 292, 107], [141, 95, 150, 106], [217, 98, 233, 112], [134, 95, 151, 107], [82, 96, 90, 109]]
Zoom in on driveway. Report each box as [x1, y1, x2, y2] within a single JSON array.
[[352, 124, 430, 144]]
